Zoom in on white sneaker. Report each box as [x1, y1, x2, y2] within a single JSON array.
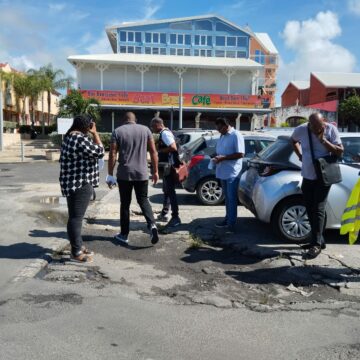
[[115, 233, 128, 245]]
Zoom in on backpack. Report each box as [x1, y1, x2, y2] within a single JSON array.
[[158, 128, 182, 166]]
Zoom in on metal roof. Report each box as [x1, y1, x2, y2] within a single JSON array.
[[313, 72, 360, 88], [290, 80, 310, 90], [254, 33, 278, 54], [105, 14, 254, 53], [68, 53, 263, 70]]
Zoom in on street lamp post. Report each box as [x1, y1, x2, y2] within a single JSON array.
[[178, 76, 183, 129]]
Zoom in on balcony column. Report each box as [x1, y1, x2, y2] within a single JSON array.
[[172, 66, 188, 129], [74, 62, 85, 89], [195, 112, 202, 128], [135, 64, 150, 92], [251, 70, 260, 95], [95, 63, 109, 90], [222, 69, 236, 94], [235, 113, 242, 130]]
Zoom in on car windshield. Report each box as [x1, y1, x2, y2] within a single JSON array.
[[342, 137, 360, 164]]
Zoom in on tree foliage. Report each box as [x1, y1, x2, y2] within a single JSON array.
[[339, 95, 360, 127], [58, 89, 101, 121]]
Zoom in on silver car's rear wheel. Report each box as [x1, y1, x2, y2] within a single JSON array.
[[196, 178, 225, 205], [273, 197, 312, 242]]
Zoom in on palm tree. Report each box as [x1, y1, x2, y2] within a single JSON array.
[[12, 73, 32, 125], [27, 74, 46, 126], [58, 89, 101, 121], [37, 64, 73, 127]]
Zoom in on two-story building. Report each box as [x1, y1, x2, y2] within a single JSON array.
[[68, 15, 278, 130]]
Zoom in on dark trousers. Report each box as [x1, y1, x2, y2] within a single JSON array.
[[117, 179, 155, 235], [66, 183, 93, 256], [161, 169, 179, 218], [301, 178, 331, 246]]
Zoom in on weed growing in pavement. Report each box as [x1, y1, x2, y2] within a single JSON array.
[[188, 234, 204, 249]]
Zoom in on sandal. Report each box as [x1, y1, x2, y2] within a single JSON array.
[[81, 246, 94, 256], [70, 252, 93, 263]]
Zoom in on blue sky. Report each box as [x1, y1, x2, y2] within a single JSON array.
[[1, 0, 359, 104]]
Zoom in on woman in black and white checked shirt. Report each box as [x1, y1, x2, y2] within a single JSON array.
[[59, 114, 104, 262]]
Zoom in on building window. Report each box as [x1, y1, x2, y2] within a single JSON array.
[[127, 46, 134, 53], [194, 20, 212, 31], [178, 34, 184, 45], [216, 22, 235, 32], [145, 32, 152, 43], [184, 49, 191, 56], [195, 35, 210, 46], [227, 36, 236, 47], [170, 21, 192, 30], [237, 51, 247, 58], [128, 32, 134, 42], [160, 33, 166, 44], [207, 36, 212, 46], [135, 32, 141, 42], [145, 47, 151, 54], [194, 49, 199, 56], [226, 50, 236, 58], [120, 31, 126, 42], [160, 48, 166, 55], [185, 34, 191, 45], [177, 48, 184, 56], [216, 36, 225, 46], [170, 34, 176, 44], [255, 50, 265, 64], [135, 47, 142, 54], [215, 50, 225, 57], [152, 47, 159, 55], [170, 48, 176, 55], [153, 33, 159, 43], [120, 46, 127, 53], [237, 37, 247, 47]]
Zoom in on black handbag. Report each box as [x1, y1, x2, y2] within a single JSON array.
[[307, 126, 342, 186]]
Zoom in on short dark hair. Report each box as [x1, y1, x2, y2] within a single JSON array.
[[65, 114, 93, 137], [215, 117, 229, 127]]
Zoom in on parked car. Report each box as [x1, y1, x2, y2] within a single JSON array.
[[238, 133, 360, 242], [173, 128, 218, 147], [182, 132, 276, 205]]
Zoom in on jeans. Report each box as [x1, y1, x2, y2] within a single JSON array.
[[221, 177, 240, 226], [117, 179, 155, 235], [66, 183, 93, 256], [161, 169, 179, 218], [301, 178, 331, 246]]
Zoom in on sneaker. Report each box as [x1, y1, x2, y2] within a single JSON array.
[[150, 224, 159, 245], [302, 245, 322, 260], [81, 246, 94, 256], [115, 233, 129, 245], [167, 217, 181, 228], [215, 220, 228, 228], [157, 213, 170, 222], [301, 243, 326, 250], [225, 225, 236, 234], [70, 252, 93, 263]]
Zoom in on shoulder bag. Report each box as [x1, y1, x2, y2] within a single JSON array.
[[307, 125, 342, 186]]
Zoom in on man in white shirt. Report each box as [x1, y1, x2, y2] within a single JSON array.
[[291, 113, 343, 259], [151, 117, 181, 228]]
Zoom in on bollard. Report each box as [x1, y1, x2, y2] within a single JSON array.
[[21, 141, 24, 162]]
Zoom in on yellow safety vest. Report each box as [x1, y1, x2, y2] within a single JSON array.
[[340, 178, 360, 245]]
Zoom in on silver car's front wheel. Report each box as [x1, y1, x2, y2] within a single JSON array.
[[196, 178, 225, 205], [273, 198, 312, 242]]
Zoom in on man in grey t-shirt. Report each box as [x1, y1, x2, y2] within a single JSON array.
[[107, 112, 159, 245], [291, 113, 343, 259]]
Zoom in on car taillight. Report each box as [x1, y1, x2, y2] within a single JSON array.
[[188, 155, 205, 170], [260, 166, 281, 177]]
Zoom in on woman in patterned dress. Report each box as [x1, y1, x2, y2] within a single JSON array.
[[59, 114, 104, 262]]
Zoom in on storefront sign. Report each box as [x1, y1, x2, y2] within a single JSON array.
[[80, 90, 271, 109]]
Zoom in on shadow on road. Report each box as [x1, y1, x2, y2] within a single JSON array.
[[0, 242, 53, 259]]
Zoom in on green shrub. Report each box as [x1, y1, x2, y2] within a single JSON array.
[[98, 132, 111, 150], [280, 122, 290, 127]]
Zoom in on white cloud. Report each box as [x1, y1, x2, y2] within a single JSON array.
[[278, 11, 356, 94], [348, 0, 360, 15], [143, 0, 162, 20], [86, 33, 112, 54], [48, 3, 66, 12]]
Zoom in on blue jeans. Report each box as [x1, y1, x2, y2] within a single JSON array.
[[221, 177, 240, 226]]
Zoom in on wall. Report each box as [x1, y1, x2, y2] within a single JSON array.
[[281, 83, 300, 107], [308, 74, 327, 105], [3, 133, 21, 148]]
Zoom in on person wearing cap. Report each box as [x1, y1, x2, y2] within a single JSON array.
[[59, 114, 104, 262]]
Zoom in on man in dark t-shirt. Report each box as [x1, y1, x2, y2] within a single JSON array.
[[108, 112, 159, 245]]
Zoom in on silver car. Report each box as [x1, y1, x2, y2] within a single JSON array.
[[238, 133, 360, 242]]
